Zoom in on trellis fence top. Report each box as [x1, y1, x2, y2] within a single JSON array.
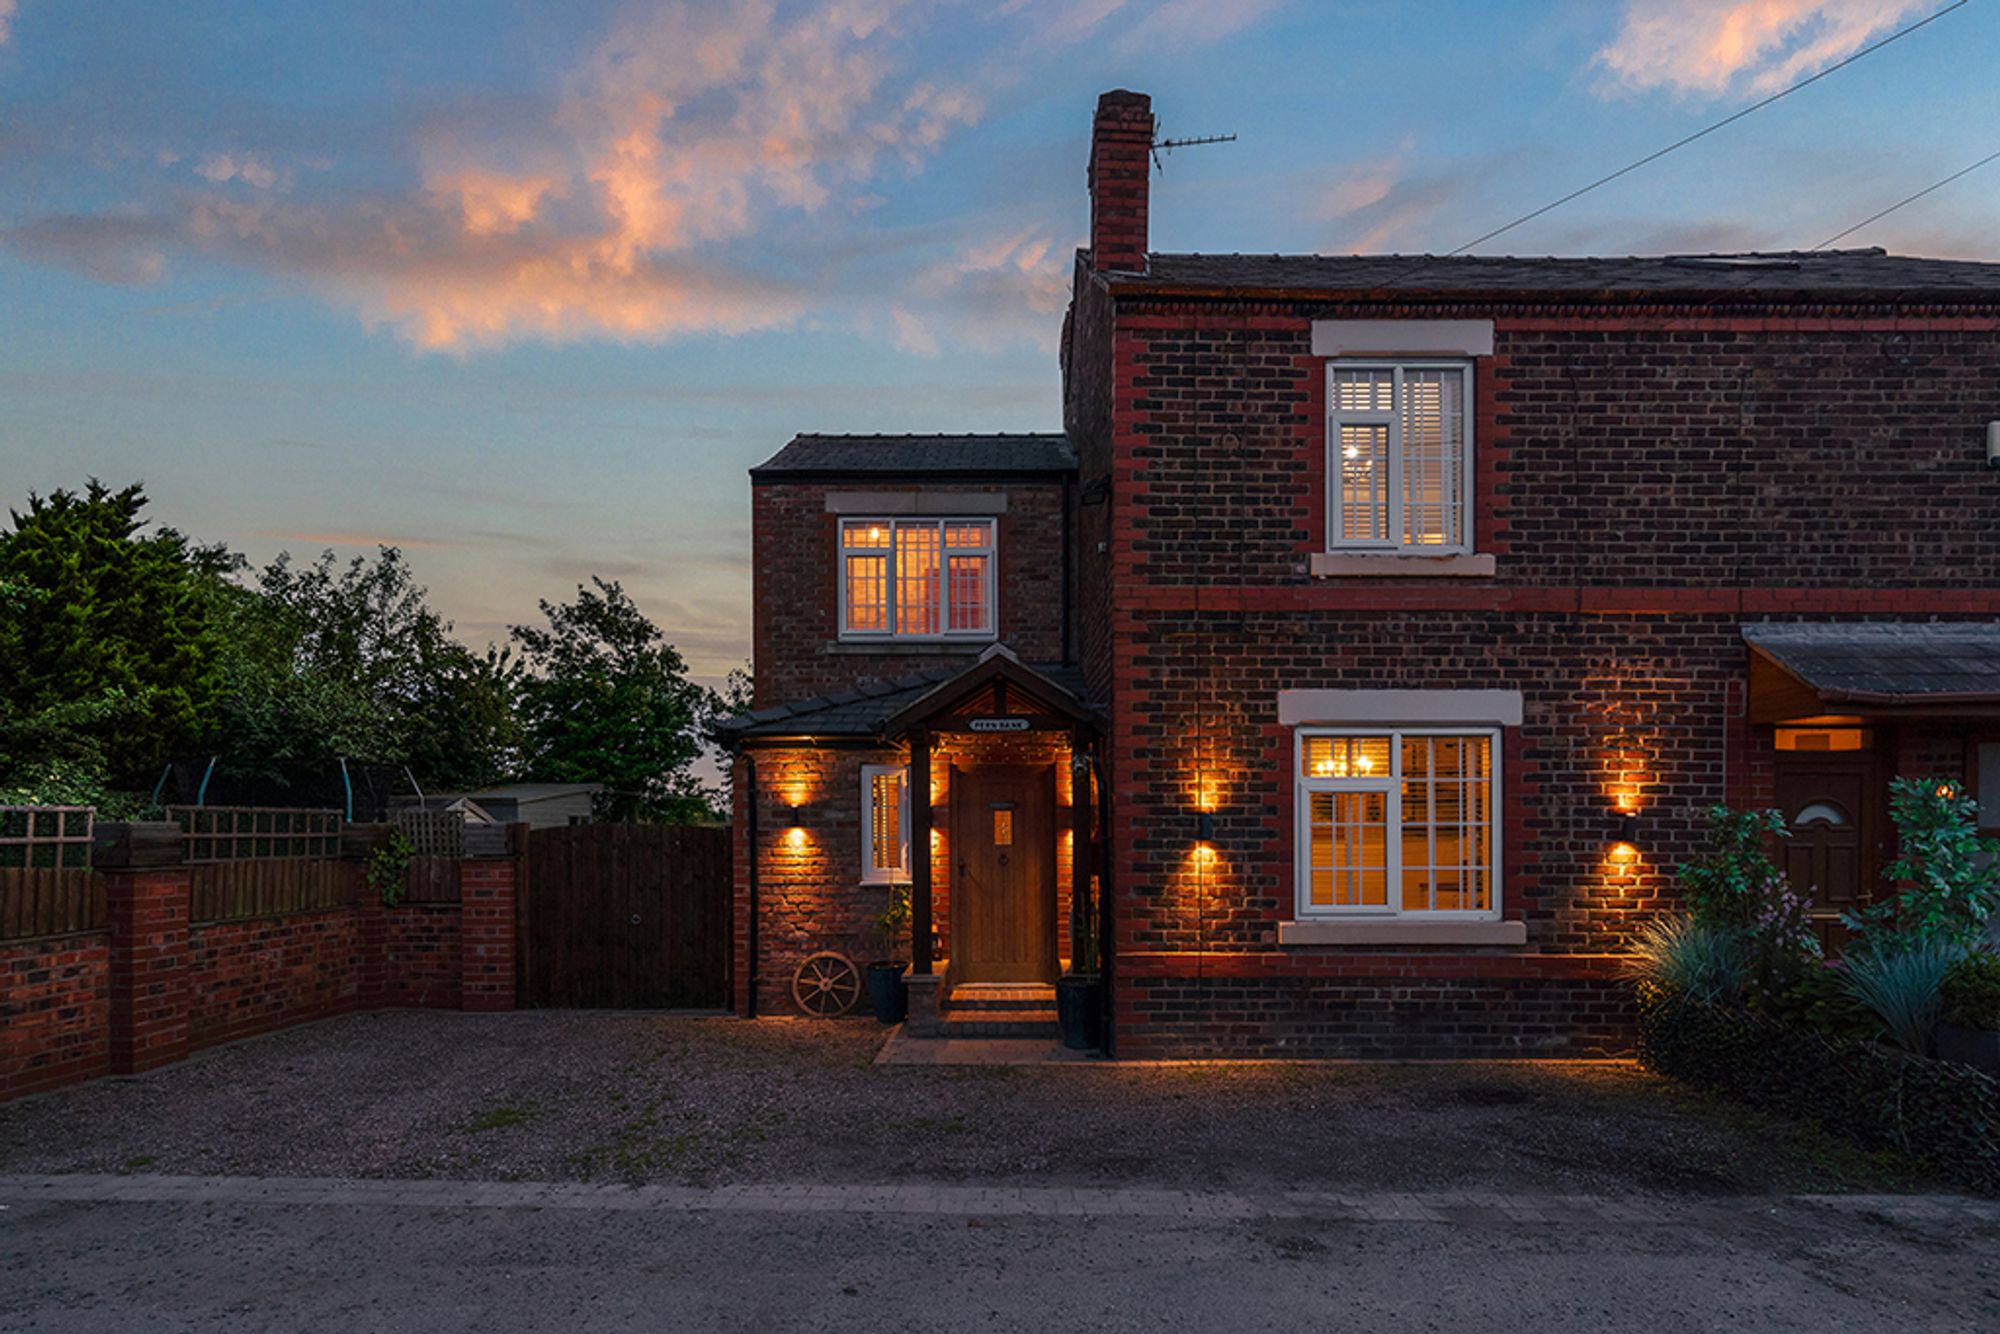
[[166, 807, 342, 863], [0, 805, 95, 869]]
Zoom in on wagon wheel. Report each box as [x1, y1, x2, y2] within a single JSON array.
[[792, 952, 863, 1018]]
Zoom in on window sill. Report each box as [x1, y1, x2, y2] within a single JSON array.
[[824, 641, 993, 656], [1310, 553, 1496, 578], [1278, 919, 1526, 947]]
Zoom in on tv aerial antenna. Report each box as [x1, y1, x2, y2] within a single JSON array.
[[1151, 130, 1236, 171]]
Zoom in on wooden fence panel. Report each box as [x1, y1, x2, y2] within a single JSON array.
[[188, 859, 353, 923], [0, 868, 101, 940], [402, 855, 461, 903], [517, 823, 729, 1009]]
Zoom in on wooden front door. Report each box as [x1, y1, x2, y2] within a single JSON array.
[[1775, 754, 1885, 947], [950, 764, 1057, 984]]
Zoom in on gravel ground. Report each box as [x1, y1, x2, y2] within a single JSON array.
[[0, 1010, 1942, 1194]]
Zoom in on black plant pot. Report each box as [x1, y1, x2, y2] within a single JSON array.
[[1056, 974, 1102, 1050], [1936, 1023, 2000, 1076], [866, 962, 908, 1025]]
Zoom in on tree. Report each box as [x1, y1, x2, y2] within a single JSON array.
[[0, 482, 228, 792], [511, 579, 723, 822], [229, 547, 520, 790]]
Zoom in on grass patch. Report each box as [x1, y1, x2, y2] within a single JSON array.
[[121, 1155, 156, 1171], [456, 1101, 539, 1135]]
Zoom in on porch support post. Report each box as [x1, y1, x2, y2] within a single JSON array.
[[910, 726, 933, 975], [1070, 725, 1092, 968]]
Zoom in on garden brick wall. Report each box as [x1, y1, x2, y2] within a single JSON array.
[[1058, 285, 2000, 1058], [0, 934, 110, 1099], [0, 844, 519, 1103]]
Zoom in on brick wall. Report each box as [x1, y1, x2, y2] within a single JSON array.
[[0, 934, 110, 1098], [187, 905, 365, 1049], [1089, 293, 2000, 1058], [749, 480, 1073, 706], [1, 843, 519, 1103]]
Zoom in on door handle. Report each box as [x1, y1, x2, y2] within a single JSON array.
[[957, 859, 967, 875]]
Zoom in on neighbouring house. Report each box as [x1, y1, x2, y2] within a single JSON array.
[[466, 783, 601, 830], [714, 89, 2000, 1058]]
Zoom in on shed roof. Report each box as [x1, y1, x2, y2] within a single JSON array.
[[1741, 622, 2000, 702], [1114, 249, 2000, 299], [751, 433, 1075, 481]]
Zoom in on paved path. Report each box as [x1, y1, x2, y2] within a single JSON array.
[[3, 1171, 1996, 1228], [4, 1174, 1998, 1332]]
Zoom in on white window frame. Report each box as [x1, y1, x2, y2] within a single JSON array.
[[860, 763, 911, 885], [837, 517, 997, 643], [1325, 360, 1473, 555], [1293, 726, 1501, 921]]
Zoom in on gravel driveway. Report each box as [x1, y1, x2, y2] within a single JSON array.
[[0, 1010, 1940, 1194]]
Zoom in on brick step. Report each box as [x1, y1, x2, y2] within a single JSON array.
[[935, 1012, 1060, 1039], [946, 984, 1056, 1014]]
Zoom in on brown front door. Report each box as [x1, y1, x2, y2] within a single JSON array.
[[1775, 753, 1885, 947], [950, 764, 1057, 984]]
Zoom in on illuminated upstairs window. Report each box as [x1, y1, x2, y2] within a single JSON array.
[[1328, 362, 1471, 554], [840, 518, 994, 641]]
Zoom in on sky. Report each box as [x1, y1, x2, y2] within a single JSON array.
[[3, 0, 1998, 689]]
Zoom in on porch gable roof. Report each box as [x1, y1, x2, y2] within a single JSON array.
[[712, 651, 1098, 746], [880, 644, 1106, 738]]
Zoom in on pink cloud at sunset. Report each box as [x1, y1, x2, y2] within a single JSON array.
[[1595, 0, 1937, 97]]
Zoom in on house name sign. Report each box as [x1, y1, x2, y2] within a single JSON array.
[[968, 717, 1031, 733]]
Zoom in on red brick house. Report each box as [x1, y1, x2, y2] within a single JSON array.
[[717, 89, 2000, 1057]]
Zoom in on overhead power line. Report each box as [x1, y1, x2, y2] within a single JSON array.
[[1442, 0, 1972, 256], [1811, 145, 2000, 249]]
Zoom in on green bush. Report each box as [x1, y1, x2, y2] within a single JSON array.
[[1759, 963, 1877, 1043], [1848, 778, 2000, 946], [1943, 952, 2000, 1031], [1625, 915, 1746, 1005], [1676, 805, 1788, 929], [1839, 935, 1965, 1055], [1637, 991, 2000, 1194]]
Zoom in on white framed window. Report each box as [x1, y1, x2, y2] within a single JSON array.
[[839, 518, 995, 641], [860, 764, 910, 884], [1327, 362, 1471, 553], [1294, 727, 1499, 919]]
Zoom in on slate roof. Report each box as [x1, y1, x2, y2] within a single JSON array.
[[751, 433, 1076, 480], [1742, 623, 2000, 701], [1116, 249, 2000, 298], [713, 661, 1097, 743]]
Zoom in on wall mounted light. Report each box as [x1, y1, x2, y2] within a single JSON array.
[[1196, 811, 1215, 843]]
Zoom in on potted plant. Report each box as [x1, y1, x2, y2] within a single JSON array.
[[1937, 949, 2000, 1074], [1057, 878, 1103, 1049], [866, 885, 911, 1025]]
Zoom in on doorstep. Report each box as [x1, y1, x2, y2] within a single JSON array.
[[874, 1025, 1101, 1067]]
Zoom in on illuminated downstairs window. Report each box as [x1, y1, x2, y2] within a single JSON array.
[[860, 764, 909, 884], [1296, 729, 1498, 917]]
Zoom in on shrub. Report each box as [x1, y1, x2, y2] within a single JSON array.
[[1626, 916, 1746, 1005], [1677, 806, 1789, 929], [1847, 778, 2000, 946], [1838, 935, 1966, 1055], [1942, 951, 2000, 1032], [1760, 962, 1878, 1043]]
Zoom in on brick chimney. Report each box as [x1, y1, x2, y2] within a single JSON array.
[[1088, 90, 1152, 274]]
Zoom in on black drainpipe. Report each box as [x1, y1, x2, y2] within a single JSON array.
[[743, 751, 760, 1019], [1061, 472, 1074, 666]]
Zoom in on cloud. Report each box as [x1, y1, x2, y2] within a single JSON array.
[[1594, 0, 1935, 97], [0, 1, 15, 46], [891, 224, 1070, 356], [195, 152, 281, 189], [1111, 0, 1284, 55], [1317, 140, 1482, 254]]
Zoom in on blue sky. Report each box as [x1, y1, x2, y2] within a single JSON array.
[[3, 0, 1997, 683]]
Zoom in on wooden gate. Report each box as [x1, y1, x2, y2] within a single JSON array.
[[516, 823, 731, 1009]]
